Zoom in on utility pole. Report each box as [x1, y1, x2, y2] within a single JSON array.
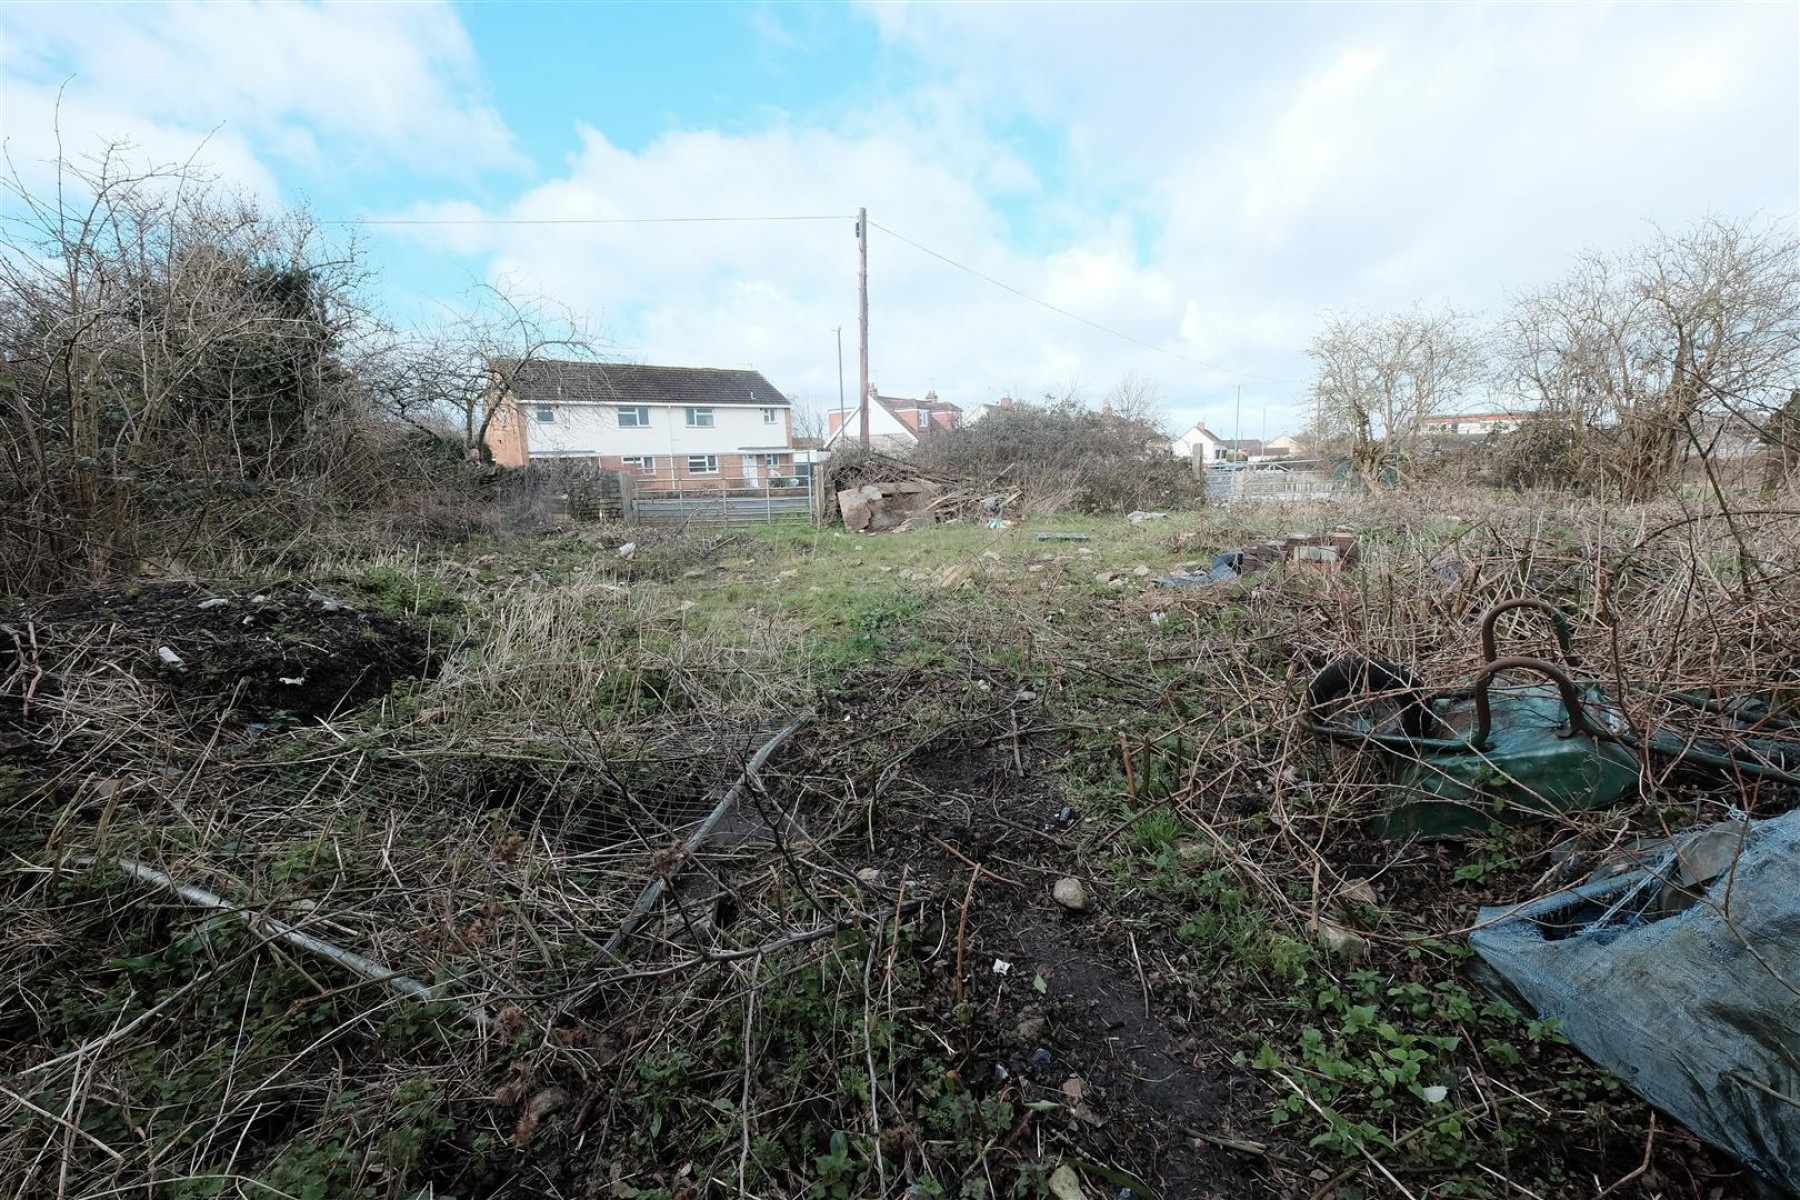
[[1233, 384, 1242, 462], [857, 207, 870, 448]]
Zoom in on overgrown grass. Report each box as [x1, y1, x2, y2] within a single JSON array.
[[4, 491, 1793, 1198]]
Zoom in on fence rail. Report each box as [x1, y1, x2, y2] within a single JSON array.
[[629, 491, 814, 526], [1205, 467, 1338, 504]]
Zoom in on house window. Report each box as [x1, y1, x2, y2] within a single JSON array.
[[685, 407, 714, 428], [763, 453, 782, 467], [762, 407, 778, 425], [620, 456, 655, 474], [618, 406, 650, 428], [687, 454, 719, 475], [534, 406, 555, 423]]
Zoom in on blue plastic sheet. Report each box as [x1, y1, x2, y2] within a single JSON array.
[[1470, 810, 1800, 1193]]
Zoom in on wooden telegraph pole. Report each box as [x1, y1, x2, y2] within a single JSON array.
[[857, 207, 870, 448]]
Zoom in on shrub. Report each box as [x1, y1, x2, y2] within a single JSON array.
[[909, 399, 1203, 513]]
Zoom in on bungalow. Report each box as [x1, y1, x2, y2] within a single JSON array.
[[825, 387, 963, 451], [1171, 420, 1227, 463], [484, 360, 799, 487]]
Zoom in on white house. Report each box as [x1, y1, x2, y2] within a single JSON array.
[[485, 361, 798, 487], [824, 387, 963, 451], [1418, 412, 1529, 437], [964, 395, 1021, 425], [1171, 420, 1227, 463]]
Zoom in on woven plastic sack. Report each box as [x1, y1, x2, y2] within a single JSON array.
[[1470, 809, 1800, 1194]]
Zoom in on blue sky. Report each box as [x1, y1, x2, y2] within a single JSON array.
[[4, 1, 1796, 438]]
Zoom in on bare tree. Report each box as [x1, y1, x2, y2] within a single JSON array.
[[362, 282, 598, 460], [1103, 369, 1166, 432], [1500, 216, 1800, 501], [0, 139, 367, 588], [1306, 306, 1484, 486], [788, 396, 827, 443]]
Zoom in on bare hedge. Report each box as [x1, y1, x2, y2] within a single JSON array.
[[908, 401, 1203, 513]]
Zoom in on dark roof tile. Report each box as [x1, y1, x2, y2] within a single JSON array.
[[501, 360, 790, 408]]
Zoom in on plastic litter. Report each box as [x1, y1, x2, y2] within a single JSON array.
[[1470, 810, 1800, 1192]]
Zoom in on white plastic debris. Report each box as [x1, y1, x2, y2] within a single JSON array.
[[197, 598, 230, 611], [617, 542, 637, 559], [991, 958, 1013, 976], [278, 676, 306, 687], [156, 646, 185, 670], [1421, 1085, 1448, 1104]]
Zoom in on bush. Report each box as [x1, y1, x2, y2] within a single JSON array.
[[0, 149, 495, 595], [1483, 416, 1599, 492], [909, 399, 1203, 513]]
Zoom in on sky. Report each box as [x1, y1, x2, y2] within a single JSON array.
[[2, 0, 1796, 438]]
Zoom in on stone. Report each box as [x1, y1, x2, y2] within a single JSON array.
[[1307, 917, 1370, 961], [1340, 878, 1379, 907], [1052, 877, 1090, 911], [1047, 1165, 1088, 1200], [933, 563, 975, 590]]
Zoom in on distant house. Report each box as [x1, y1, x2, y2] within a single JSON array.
[[1419, 412, 1530, 437], [964, 395, 1021, 425], [1223, 438, 1268, 461], [484, 360, 797, 487], [1171, 421, 1227, 463], [825, 387, 964, 451], [1265, 433, 1302, 458]]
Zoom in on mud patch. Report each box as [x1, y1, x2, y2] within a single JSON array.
[[5, 581, 436, 724], [869, 736, 1249, 1198]]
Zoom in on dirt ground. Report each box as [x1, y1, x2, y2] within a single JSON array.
[[2, 501, 1792, 1200]]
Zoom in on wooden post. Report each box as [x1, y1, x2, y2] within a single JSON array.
[[858, 207, 870, 449]]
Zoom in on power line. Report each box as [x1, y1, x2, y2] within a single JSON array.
[[336, 214, 854, 227], [336, 207, 1293, 387], [868, 219, 1293, 385]]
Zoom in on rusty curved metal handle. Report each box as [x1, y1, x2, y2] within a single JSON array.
[[1479, 599, 1578, 666], [1470, 655, 1616, 749]]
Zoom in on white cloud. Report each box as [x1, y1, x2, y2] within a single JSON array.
[[7, 1, 1792, 439], [373, 104, 1278, 434], [0, 0, 523, 194]]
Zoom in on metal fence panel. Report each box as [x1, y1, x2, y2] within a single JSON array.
[[629, 492, 815, 526], [1207, 468, 1338, 504]]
